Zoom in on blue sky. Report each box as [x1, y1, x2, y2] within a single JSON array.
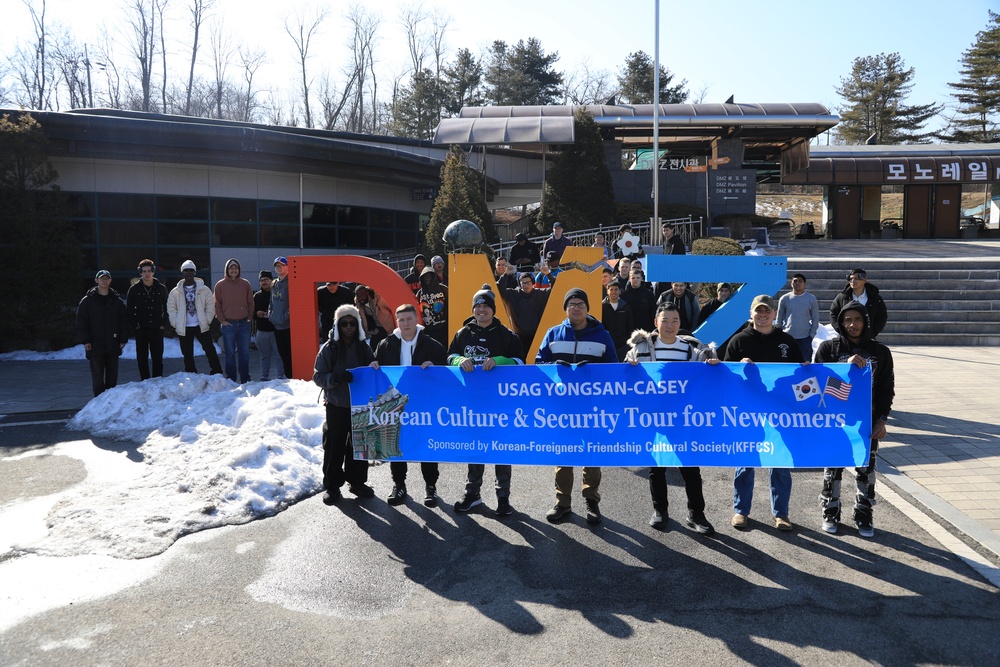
[[4, 0, 997, 131]]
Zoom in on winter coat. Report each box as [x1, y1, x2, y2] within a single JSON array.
[[268, 276, 290, 330], [313, 304, 375, 407], [168, 278, 216, 335], [253, 289, 275, 332], [622, 283, 656, 330], [374, 327, 447, 367], [815, 301, 895, 421], [722, 325, 803, 363], [540, 234, 573, 262], [656, 288, 701, 333], [214, 259, 255, 325], [535, 315, 619, 364], [829, 282, 887, 338], [601, 298, 635, 349], [126, 278, 169, 330], [447, 316, 525, 366], [508, 240, 541, 270], [76, 287, 129, 355], [625, 329, 716, 363]]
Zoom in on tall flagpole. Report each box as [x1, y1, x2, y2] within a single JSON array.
[[652, 0, 660, 240]]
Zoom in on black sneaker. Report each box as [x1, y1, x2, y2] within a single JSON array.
[[685, 512, 715, 536], [649, 508, 666, 529], [495, 498, 513, 516], [856, 520, 875, 538], [349, 484, 375, 499], [585, 499, 602, 524], [322, 489, 342, 505], [454, 494, 482, 512], [387, 484, 407, 506], [546, 504, 571, 523], [423, 485, 438, 508]]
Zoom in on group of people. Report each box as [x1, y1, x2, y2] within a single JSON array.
[[313, 262, 895, 540]]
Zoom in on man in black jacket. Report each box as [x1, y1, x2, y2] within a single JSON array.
[[373, 303, 448, 508], [829, 268, 888, 338], [815, 301, 895, 538], [126, 258, 169, 379], [448, 285, 525, 516], [77, 270, 129, 396]]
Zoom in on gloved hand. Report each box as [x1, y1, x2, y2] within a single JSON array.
[[334, 370, 354, 384]]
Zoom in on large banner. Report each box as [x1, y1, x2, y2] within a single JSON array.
[[349, 362, 872, 468]]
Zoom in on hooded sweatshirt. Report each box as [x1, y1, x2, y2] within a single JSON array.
[[815, 301, 895, 421], [214, 258, 254, 325], [312, 304, 375, 407], [403, 254, 427, 295]]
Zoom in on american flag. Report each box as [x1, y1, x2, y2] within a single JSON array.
[[824, 377, 853, 401]]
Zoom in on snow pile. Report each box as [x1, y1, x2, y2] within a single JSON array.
[[13, 375, 325, 559]]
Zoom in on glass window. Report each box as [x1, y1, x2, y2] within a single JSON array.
[[371, 208, 393, 229], [211, 198, 256, 222], [98, 193, 155, 219], [74, 220, 97, 244], [338, 205, 368, 228], [303, 225, 337, 248], [98, 246, 157, 272], [212, 223, 257, 246], [259, 200, 298, 223], [156, 249, 210, 273], [260, 224, 300, 246], [99, 220, 155, 245], [396, 227, 417, 248], [339, 227, 368, 248], [157, 222, 209, 246], [304, 203, 337, 225], [157, 196, 208, 221]]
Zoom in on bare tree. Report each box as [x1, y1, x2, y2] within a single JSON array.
[[284, 6, 329, 128], [52, 29, 88, 109], [401, 3, 429, 74], [430, 7, 451, 78], [208, 19, 234, 118], [237, 47, 266, 122], [184, 0, 214, 115], [122, 0, 157, 112], [11, 0, 52, 109], [156, 0, 169, 112], [94, 29, 123, 109], [563, 60, 614, 105], [343, 4, 380, 133]]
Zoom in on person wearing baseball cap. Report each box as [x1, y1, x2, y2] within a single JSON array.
[[447, 285, 525, 516], [268, 256, 292, 377], [76, 269, 129, 396], [722, 293, 804, 533], [540, 220, 573, 263]]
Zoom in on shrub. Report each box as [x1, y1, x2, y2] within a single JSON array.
[[692, 236, 745, 256]]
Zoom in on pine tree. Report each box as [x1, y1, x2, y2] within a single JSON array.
[[944, 11, 1000, 143], [835, 52, 941, 144], [616, 51, 688, 104], [484, 38, 563, 106], [424, 145, 496, 257], [442, 48, 484, 115], [0, 112, 82, 350], [536, 110, 616, 233], [388, 69, 445, 140]]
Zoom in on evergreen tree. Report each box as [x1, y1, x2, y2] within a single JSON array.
[[944, 11, 1000, 143], [536, 110, 616, 233], [616, 51, 688, 104], [388, 69, 446, 140], [0, 113, 82, 351], [484, 38, 563, 106], [835, 52, 941, 144], [442, 48, 484, 115], [424, 145, 496, 257]]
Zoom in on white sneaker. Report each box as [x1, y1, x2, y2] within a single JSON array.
[[857, 521, 875, 538], [821, 518, 838, 534]]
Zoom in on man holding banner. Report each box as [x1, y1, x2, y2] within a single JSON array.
[[536, 288, 619, 524], [627, 302, 716, 535], [449, 285, 525, 516], [723, 294, 805, 531], [373, 303, 448, 508], [815, 301, 894, 538]]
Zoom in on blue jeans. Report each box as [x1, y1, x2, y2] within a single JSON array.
[[255, 330, 284, 381], [733, 467, 791, 519], [221, 320, 251, 383]]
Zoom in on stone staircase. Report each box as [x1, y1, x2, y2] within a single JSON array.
[[780, 258, 1000, 346]]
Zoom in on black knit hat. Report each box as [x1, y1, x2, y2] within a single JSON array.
[[472, 284, 496, 313], [563, 287, 589, 310]]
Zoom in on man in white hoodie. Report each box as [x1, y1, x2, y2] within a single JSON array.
[[371, 304, 447, 507], [167, 260, 223, 375]]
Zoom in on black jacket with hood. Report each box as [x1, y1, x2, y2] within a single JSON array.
[[830, 282, 888, 338], [815, 300, 894, 421], [313, 304, 375, 408], [77, 287, 130, 355]]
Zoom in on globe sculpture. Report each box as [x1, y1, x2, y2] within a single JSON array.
[[443, 219, 483, 252]]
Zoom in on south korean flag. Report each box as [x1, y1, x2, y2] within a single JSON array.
[[793, 377, 821, 402]]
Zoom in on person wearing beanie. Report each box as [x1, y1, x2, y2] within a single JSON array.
[[253, 270, 284, 382], [167, 259, 223, 376], [313, 304, 376, 503], [215, 258, 255, 383], [535, 286, 618, 525], [447, 284, 525, 516], [430, 255, 447, 286]]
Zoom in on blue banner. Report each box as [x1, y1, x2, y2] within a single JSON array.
[[349, 362, 872, 468]]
